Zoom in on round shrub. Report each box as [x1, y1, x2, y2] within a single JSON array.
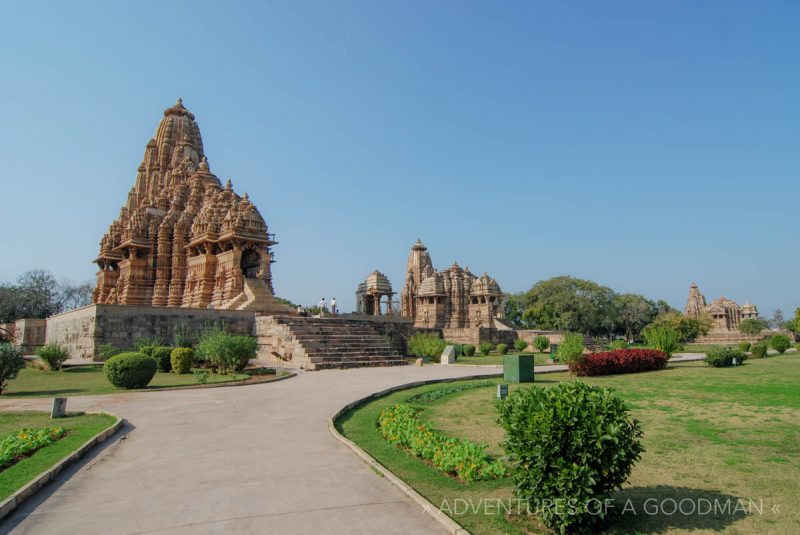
[[103, 352, 158, 389], [463, 344, 476, 357], [496, 343, 509, 355], [479, 342, 492, 356], [705, 346, 748, 368], [498, 382, 644, 533], [738, 341, 751, 352], [36, 343, 70, 371], [751, 344, 767, 359], [534, 335, 550, 353], [557, 332, 585, 366], [0, 343, 25, 395], [514, 339, 528, 352], [150, 346, 173, 372], [171, 348, 194, 374], [770, 333, 792, 354]]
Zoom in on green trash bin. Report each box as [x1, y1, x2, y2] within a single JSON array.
[[504, 354, 534, 383]]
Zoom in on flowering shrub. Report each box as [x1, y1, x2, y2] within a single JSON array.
[[570, 348, 668, 376], [0, 427, 66, 470], [377, 404, 506, 482]]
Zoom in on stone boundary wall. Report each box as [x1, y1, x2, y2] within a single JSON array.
[[515, 329, 565, 349], [14, 319, 47, 354], [47, 304, 255, 361], [441, 327, 516, 347]]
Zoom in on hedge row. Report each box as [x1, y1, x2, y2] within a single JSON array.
[[570, 348, 668, 376]]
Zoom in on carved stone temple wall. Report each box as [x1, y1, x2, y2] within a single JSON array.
[[684, 282, 764, 343]]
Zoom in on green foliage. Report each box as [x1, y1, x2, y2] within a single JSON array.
[[0, 427, 66, 470], [770, 333, 792, 354], [36, 343, 70, 371], [534, 335, 550, 353], [740, 318, 768, 338], [611, 339, 628, 350], [170, 347, 194, 374], [96, 344, 123, 362], [751, 344, 768, 358], [378, 403, 506, 482], [0, 343, 25, 395], [463, 344, 476, 356], [514, 338, 528, 352], [194, 369, 209, 385], [645, 312, 711, 342], [479, 342, 492, 356], [496, 343, 509, 355], [706, 346, 748, 367], [497, 382, 644, 534], [103, 352, 158, 389], [134, 337, 160, 356], [504, 295, 526, 328], [170, 322, 194, 348], [643, 324, 682, 357], [150, 346, 173, 372], [615, 293, 659, 341], [406, 381, 494, 403], [195, 330, 257, 373], [444, 341, 463, 358], [407, 333, 446, 359], [556, 332, 585, 366], [738, 341, 752, 352]]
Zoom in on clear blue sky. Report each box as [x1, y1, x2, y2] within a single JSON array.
[[0, 1, 797, 316]]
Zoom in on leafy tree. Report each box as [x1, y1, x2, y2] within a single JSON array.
[[0, 270, 93, 322], [645, 312, 710, 342], [0, 343, 25, 394], [556, 332, 585, 367], [772, 308, 784, 329], [739, 318, 768, 338], [770, 333, 792, 354], [614, 293, 658, 342], [503, 295, 526, 328], [643, 325, 682, 357]]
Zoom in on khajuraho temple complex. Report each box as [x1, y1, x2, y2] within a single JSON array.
[[400, 240, 509, 337], [684, 282, 762, 343], [92, 99, 288, 313]]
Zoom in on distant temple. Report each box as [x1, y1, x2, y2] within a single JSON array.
[[684, 282, 761, 342], [400, 240, 505, 329], [92, 99, 290, 313]]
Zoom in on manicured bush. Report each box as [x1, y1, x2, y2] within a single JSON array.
[[750, 344, 768, 359], [97, 344, 123, 362], [170, 347, 194, 374], [705, 346, 748, 368], [195, 330, 257, 373], [770, 333, 792, 354], [0, 343, 25, 395], [514, 339, 528, 352], [496, 343, 509, 355], [738, 341, 752, 353], [150, 346, 173, 372], [103, 352, 158, 389], [643, 324, 682, 356], [556, 332, 585, 366], [534, 335, 550, 353], [611, 339, 628, 350], [36, 343, 70, 371], [378, 403, 506, 482], [0, 427, 66, 470], [134, 338, 160, 356], [479, 342, 492, 356], [570, 348, 668, 376], [463, 344, 476, 356], [498, 382, 644, 534], [407, 332, 447, 360]]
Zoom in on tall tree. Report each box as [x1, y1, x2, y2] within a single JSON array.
[[615, 293, 658, 342], [772, 308, 784, 329]]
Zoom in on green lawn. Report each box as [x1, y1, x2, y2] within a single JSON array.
[[455, 352, 556, 366], [337, 356, 800, 534], [3, 367, 249, 397], [0, 411, 118, 501]]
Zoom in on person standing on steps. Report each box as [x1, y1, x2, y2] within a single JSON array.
[[318, 297, 326, 318], [331, 297, 337, 316]]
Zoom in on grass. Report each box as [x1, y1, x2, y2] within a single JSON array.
[[455, 352, 555, 366], [0, 411, 118, 501], [3, 366, 249, 397], [337, 355, 800, 534]]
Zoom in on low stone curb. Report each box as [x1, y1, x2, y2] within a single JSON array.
[[0, 414, 125, 522], [140, 370, 296, 393], [328, 373, 503, 535]]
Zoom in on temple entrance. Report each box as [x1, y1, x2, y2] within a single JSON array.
[[240, 250, 260, 278]]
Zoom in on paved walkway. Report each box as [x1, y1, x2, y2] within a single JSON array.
[[0, 365, 501, 535]]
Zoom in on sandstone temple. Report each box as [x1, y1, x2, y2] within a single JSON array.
[[92, 99, 289, 314], [684, 282, 762, 342], [400, 240, 506, 330]]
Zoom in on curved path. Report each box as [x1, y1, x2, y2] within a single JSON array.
[[0, 365, 502, 535]]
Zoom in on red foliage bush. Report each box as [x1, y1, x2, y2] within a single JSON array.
[[570, 348, 668, 377]]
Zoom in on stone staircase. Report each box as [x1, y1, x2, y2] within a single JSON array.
[[219, 279, 294, 314], [256, 315, 407, 370]]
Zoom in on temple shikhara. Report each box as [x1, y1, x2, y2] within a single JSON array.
[[684, 282, 761, 342], [92, 99, 289, 313], [400, 240, 505, 329]]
